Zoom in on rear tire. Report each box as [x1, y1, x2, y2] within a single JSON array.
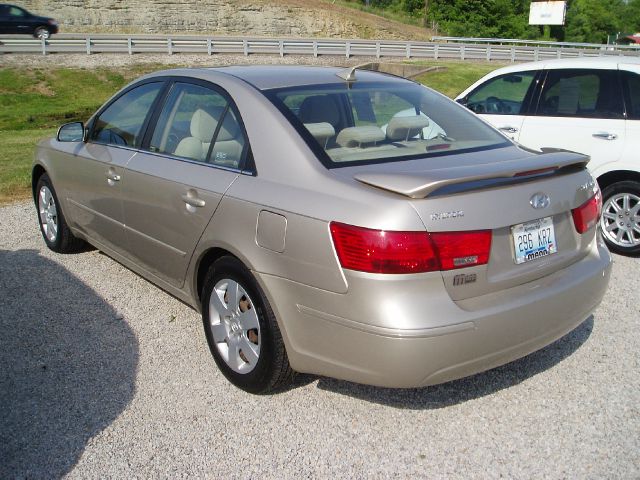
[[599, 180, 640, 256], [35, 173, 85, 253], [202, 256, 293, 393]]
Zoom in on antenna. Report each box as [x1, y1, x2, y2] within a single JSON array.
[[336, 63, 371, 83]]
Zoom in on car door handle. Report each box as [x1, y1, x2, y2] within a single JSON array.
[[592, 132, 618, 141], [106, 170, 121, 186], [499, 126, 519, 134], [181, 193, 206, 208]]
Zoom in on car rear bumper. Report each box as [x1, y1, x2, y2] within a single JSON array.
[[257, 235, 612, 388]]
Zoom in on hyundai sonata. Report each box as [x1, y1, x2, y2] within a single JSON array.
[[33, 66, 611, 393]]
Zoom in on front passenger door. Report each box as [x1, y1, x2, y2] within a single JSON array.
[[463, 71, 538, 141], [63, 81, 164, 256]]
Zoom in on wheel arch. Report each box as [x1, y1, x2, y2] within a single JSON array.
[[32, 164, 47, 200], [194, 247, 240, 306], [596, 170, 640, 191]]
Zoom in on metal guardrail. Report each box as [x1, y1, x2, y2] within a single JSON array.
[[432, 36, 640, 52], [1, 34, 639, 61]]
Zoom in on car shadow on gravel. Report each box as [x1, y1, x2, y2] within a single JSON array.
[[0, 249, 138, 478], [314, 316, 593, 409]]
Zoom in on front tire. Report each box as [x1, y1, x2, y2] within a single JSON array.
[[35, 173, 85, 253], [202, 256, 293, 393], [33, 27, 51, 39], [599, 180, 640, 256]]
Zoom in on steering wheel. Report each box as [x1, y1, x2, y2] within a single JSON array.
[[485, 96, 506, 114]]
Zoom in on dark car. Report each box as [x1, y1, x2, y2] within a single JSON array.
[[0, 4, 58, 39]]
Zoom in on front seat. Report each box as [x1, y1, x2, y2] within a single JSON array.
[[298, 95, 342, 129]]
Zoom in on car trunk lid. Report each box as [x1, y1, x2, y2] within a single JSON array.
[[348, 150, 598, 300]]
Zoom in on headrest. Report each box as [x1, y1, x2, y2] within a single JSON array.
[[190, 109, 219, 142], [386, 115, 430, 141], [336, 126, 385, 148], [190, 108, 239, 142], [304, 122, 335, 148]]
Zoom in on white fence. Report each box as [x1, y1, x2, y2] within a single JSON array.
[[1, 34, 639, 61]]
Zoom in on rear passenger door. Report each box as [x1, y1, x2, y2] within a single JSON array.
[[518, 69, 626, 169], [121, 80, 250, 288]]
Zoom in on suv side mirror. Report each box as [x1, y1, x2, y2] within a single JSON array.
[[57, 122, 85, 142]]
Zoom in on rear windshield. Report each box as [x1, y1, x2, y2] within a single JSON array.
[[265, 81, 510, 168]]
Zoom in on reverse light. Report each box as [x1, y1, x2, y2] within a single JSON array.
[[572, 189, 602, 234], [330, 222, 491, 274]]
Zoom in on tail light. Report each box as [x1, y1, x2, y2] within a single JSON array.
[[572, 189, 602, 234], [329, 222, 491, 274]]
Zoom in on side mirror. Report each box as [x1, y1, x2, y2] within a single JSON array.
[[57, 122, 85, 142]]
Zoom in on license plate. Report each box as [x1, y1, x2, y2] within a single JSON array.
[[511, 216, 557, 265]]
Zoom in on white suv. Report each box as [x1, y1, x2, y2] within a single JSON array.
[[456, 57, 640, 256]]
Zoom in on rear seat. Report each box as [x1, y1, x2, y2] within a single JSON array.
[[386, 115, 430, 142], [174, 108, 244, 168], [304, 122, 335, 148]]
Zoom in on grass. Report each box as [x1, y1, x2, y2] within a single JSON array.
[[0, 65, 162, 204], [411, 60, 507, 99], [0, 60, 502, 205]]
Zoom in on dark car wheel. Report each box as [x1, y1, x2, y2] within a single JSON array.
[[202, 256, 293, 394], [35, 173, 85, 253], [599, 180, 640, 256], [33, 27, 51, 39]]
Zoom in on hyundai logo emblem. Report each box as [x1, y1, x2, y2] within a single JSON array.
[[530, 192, 550, 209]]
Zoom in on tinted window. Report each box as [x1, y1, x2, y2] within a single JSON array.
[[537, 69, 624, 119], [9, 7, 26, 16], [149, 82, 248, 169], [466, 72, 536, 115], [622, 71, 640, 120], [267, 82, 509, 167], [91, 82, 163, 147]]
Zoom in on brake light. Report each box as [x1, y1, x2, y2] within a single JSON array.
[[329, 222, 491, 274], [572, 189, 602, 234], [431, 231, 492, 270]]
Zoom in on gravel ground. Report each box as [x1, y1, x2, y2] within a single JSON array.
[[1, 200, 639, 479]]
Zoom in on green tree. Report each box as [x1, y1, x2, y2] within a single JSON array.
[[564, 0, 625, 43]]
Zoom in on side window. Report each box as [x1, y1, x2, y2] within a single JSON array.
[[91, 82, 162, 148], [466, 72, 536, 115], [210, 109, 247, 168], [149, 82, 248, 169], [538, 69, 624, 119], [622, 71, 640, 120], [9, 7, 26, 16]]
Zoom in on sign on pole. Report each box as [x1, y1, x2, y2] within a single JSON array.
[[529, 1, 567, 25]]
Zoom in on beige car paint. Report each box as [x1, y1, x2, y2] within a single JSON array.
[[34, 66, 612, 389]]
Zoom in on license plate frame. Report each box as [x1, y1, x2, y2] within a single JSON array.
[[511, 216, 558, 265]]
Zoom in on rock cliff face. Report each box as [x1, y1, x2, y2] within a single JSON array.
[[19, 0, 428, 39]]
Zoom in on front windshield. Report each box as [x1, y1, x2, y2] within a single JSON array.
[[265, 81, 510, 167]]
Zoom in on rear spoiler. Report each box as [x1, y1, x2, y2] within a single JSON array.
[[354, 151, 588, 199]]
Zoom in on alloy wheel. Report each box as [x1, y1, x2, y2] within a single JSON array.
[[208, 279, 261, 374], [38, 185, 58, 243], [600, 192, 640, 248]]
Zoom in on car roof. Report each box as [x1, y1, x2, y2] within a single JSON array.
[[487, 55, 640, 74], [143, 65, 410, 91]]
